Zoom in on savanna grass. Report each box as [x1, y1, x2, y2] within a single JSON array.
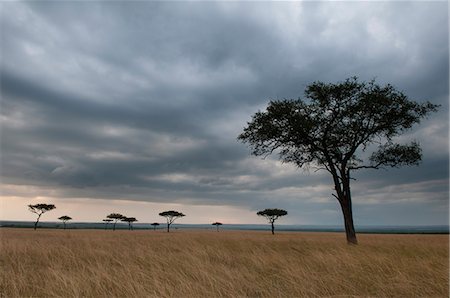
[[0, 229, 448, 297]]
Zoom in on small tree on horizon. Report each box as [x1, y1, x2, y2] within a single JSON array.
[[106, 213, 125, 231], [212, 222, 223, 232], [121, 217, 138, 230], [159, 211, 185, 232], [28, 204, 56, 230], [257, 209, 288, 235], [58, 215, 72, 230], [151, 222, 160, 231], [102, 219, 113, 230]]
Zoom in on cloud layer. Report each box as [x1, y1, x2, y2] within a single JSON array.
[[1, 2, 448, 224]]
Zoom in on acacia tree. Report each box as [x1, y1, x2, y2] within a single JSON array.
[[58, 215, 72, 230], [107, 213, 125, 231], [102, 219, 113, 230], [151, 222, 160, 231], [121, 217, 137, 230], [257, 209, 287, 235], [239, 77, 439, 244], [212, 222, 223, 232], [159, 211, 185, 232], [28, 204, 56, 230]]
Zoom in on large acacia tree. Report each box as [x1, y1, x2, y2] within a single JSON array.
[[238, 78, 438, 244]]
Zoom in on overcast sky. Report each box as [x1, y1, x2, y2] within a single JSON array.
[[1, 1, 448, 226]]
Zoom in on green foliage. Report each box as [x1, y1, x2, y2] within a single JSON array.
[[28, 204, 56, 215], [257, 209, 288, 223], [58, 216, 72, 222], [159, 211, 185, 222], [159, 210, 185, 217], [107, 213, 125, 220], [238, 77, 439, 171], [369, 142, 422, 168]]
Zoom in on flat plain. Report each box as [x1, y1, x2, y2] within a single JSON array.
[[0, 228, 448, 297]]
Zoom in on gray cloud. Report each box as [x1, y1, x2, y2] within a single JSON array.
[[1, 1, 448, 224]]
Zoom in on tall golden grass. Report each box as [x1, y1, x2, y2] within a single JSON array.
[[0, 228, 448, 297]]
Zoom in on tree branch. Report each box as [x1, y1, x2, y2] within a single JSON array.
[[349, 164, 383, 170]]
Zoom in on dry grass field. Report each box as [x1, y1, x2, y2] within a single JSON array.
[[0, 228, 448, 297]]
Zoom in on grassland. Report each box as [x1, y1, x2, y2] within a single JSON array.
[[0, 228, 448, 297]]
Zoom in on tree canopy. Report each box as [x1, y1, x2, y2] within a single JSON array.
[[28, 204, 56, 214], [257, 209, 288, 220], [28, 204, 56, 230], [239, 77, 438, 243]]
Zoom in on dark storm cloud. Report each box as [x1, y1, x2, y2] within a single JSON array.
[[1, 1, 448, 224]]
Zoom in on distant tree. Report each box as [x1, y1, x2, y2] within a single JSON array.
[[121, 217, 138, 230], [159, 211, 185, 233], [151, 222, 160, 231], [212, 222, 223, 232], [106, 213, 125, 231], [28, 204, 56, 230], [257, 209, 288, 235], [102, 219, 113, 230], [239, 77, 439, 244], [58, 215, 72, 230]]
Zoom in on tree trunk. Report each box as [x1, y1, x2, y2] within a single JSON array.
[[167, 224, 170, 233], [113, 221, 116, 231], [216, 225, 219, 232], [339, 197, 358, 244], [330, 167, 358, 245], [271, 222, 275, 235], [63, 222, 66, 230], [34, 214, 41, 230]]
